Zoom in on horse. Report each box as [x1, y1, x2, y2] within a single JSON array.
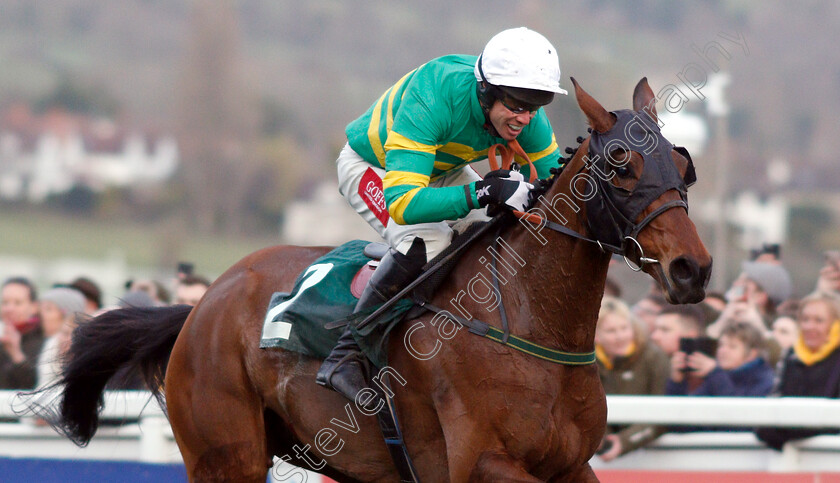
[[33, 77, 711, 482]]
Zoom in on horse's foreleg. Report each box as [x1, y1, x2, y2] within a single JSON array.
[[466, 451, 544, 482]]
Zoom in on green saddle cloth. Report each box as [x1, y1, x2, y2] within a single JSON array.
[[259, 239, 414, 367]]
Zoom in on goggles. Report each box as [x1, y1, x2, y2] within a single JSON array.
[[499, 97, 539, 115]]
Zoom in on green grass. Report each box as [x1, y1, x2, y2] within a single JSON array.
[[0, 210, 279, 277]]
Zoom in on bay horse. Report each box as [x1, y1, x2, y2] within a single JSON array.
[[35, 78, 711, 481]]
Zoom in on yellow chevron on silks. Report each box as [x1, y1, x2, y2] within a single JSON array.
[[433, 160, 458, 171], [367, 91, 389, 166], [382, 170, 430, 191], [525, 134, 559, 162], [438, 142, 489, 162], [387, 186, 423, 225], [385, 131, 440, 155]]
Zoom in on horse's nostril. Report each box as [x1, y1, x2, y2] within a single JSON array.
[[670, 256, 698, 284]]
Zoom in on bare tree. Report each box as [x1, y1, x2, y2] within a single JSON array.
[[176, 0, 258, 234]]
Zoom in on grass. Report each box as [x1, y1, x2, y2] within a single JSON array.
[[0, 210, 280, 277]]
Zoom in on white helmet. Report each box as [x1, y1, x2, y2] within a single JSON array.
[[474, 27, 567, 105]]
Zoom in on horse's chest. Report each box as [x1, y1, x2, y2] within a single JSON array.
[[490, 379, 606, 464]]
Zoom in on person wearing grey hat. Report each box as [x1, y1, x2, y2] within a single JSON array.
[[36, 287, 87, 389], [738, 261, 793, 318], [40, 288, 86, 338], [707, 261, 793, 351], [118, 290, 157, 309]]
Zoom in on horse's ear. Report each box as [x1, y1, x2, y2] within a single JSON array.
[[632, 77, 657, 123], [571, 77, 614, 133]]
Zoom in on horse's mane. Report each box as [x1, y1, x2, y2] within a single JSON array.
[[529, 136, 584, 200]]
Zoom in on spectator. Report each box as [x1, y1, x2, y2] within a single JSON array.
[[0, 277, 43, 389], [631, 293, 667, 336], [706, 292, 766, 339], [706, 261, 792, 338], [771, 317, 798, 355], [730, 262, 792, 327], [700, 291, 726, 329], [69, 277, 102, 314], [119, 290, 157, 309], [771, 300, 800, 354], [36, 287, 86, 388], [650, 304, 707, 393], [174, 275, 211, 306], [128, 278, 169, 306], [667, 322, 774, 398], [707, 262, 793, 366], [703, 292, 727, 313], [650, 304, 706, 357], [595, 297, 669, 461], [756, 292, 840, 450], [816, 250, 840, 296]]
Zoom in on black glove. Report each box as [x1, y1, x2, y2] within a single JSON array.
[[473, 168, 534, 212]]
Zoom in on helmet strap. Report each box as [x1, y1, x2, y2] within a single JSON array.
[[476, 54, 501, 137], [476, 83, 501, 137]]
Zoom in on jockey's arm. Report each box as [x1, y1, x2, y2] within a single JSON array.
[[382, 144, 472, 225], [382, 127, 562, 225]]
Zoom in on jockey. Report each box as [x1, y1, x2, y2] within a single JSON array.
[[317, 27, 568, 404]]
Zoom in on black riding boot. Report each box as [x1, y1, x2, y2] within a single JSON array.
[[316, 238, 426, 408]]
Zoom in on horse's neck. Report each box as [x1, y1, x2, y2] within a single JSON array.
[[503, 213, 609, 352], [450, 166, 610, 353]]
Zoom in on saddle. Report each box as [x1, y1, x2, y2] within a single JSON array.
[[260, 219, 498, 366], [259, 239, 415, 367]]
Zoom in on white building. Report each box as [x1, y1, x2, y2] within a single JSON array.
[[0, 105, 178, 202]]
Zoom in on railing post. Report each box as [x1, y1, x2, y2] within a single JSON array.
[[139, 415, 170, 463], [768, 441, 801, 473]]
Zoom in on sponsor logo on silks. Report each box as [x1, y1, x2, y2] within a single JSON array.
[[360, 167, 390, 226], [476, 186, 491, 198]]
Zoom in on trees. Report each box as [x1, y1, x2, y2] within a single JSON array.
[[176, 0, 258, 235]]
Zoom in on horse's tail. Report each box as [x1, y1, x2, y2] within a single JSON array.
[[24, 305, 191, 446]]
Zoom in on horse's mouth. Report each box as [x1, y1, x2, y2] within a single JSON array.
[[664, 285, 706, 305], [655, 257, 712, 304]]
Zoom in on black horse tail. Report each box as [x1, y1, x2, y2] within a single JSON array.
[[22, 305, 191, 446]]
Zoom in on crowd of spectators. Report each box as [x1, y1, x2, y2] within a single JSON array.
[[595, 245, 840, 460], [1, 244, 839, 458], [0, 267, 212, 394]]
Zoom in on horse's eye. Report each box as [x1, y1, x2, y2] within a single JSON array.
[[616, 166, 631, 177]]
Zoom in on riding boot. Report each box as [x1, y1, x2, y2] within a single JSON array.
[[316, 238, 427, 409]]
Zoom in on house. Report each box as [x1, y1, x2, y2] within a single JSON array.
[[0, 104, 178, 201]]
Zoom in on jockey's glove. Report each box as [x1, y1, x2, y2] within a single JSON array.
[[474, 168, 534, 212]]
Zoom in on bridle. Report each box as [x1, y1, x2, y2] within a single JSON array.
[[502, 109, 696, 273]]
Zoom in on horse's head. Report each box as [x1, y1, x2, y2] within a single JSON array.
[[561, 77, 712, 303]]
